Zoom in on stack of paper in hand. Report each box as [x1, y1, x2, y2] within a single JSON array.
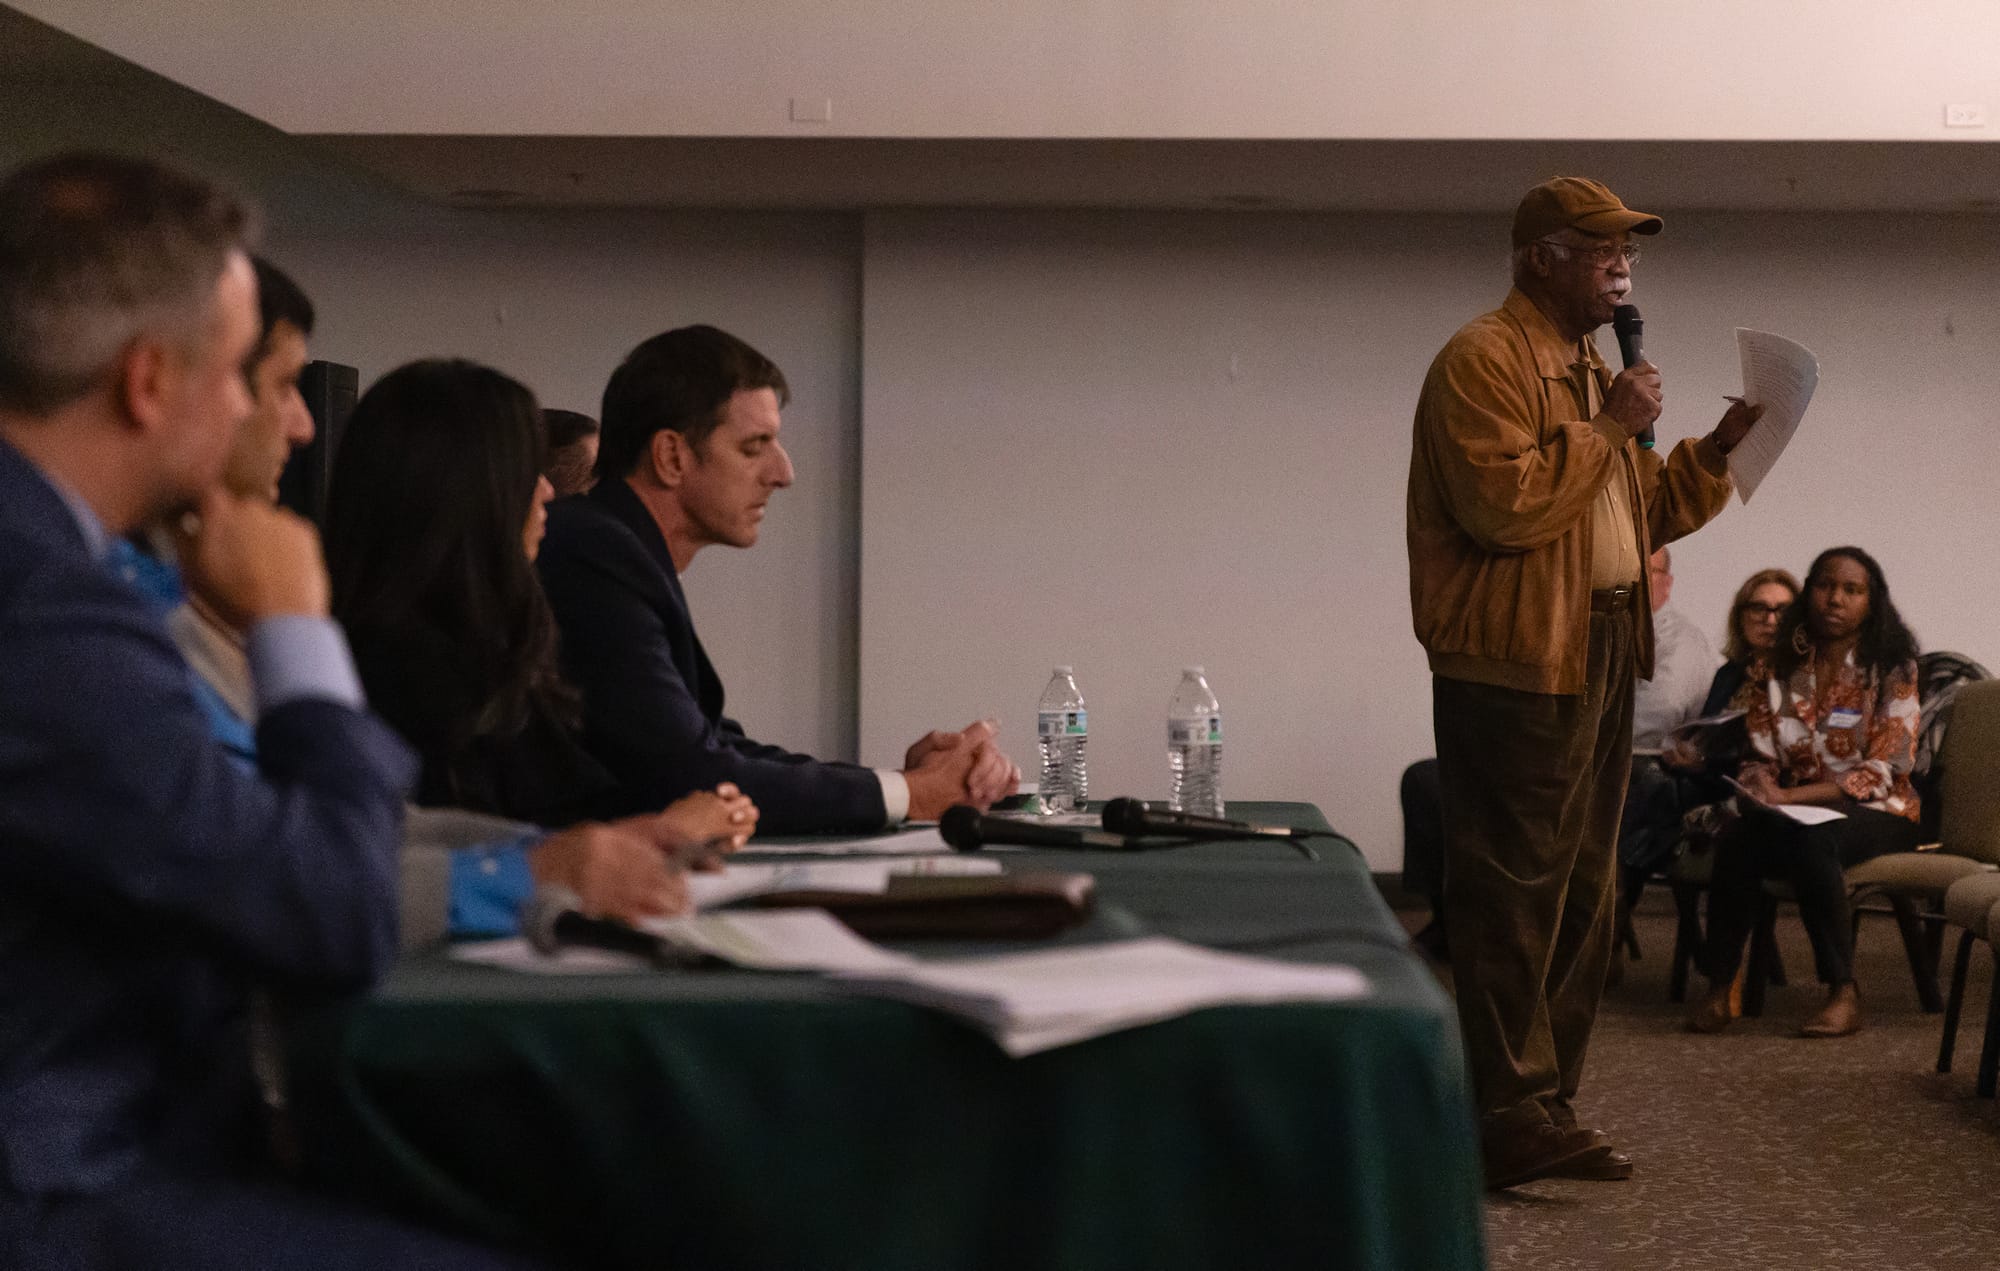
[[834, 936, 1368, 1056]]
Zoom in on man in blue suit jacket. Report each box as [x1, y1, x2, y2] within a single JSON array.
[[0, 154, 540, 1268], [539, 324, 1020, 835]]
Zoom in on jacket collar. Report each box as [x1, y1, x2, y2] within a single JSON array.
[[1501, 287, 1605, 382], [0, 432, 102, 558], [589, 476, 681, 584]]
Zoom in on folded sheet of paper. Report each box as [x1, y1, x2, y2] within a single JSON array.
[[834, 936, 1369, 1057], [453, 909, 915, 975], [688, 857, 1002, 910], [1725, 776, 1848, 825], [746, 826, 956, 857], [1727, 328, 1818, 503]]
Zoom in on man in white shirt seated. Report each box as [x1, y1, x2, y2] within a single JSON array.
[[1610, 547, 1720, 978]]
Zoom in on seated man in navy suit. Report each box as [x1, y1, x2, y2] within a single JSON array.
[[0, 153, 542, 1268], [539, 324, 1020, 834]]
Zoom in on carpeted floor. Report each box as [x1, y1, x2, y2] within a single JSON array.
[[1430, 891, 2000, 1271]]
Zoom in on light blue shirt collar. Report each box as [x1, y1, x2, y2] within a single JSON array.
[[41, 467, 112, 561]]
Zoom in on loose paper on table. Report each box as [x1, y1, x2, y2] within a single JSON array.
[[687, 857, 1001, 910], [453, 909, 915, 975], [1727, 329, 1819, 503], [836, 936, 1370, 1057], [745, 826, 956, 857]]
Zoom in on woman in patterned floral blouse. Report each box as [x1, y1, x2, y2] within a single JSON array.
[[1687, 546, 1924, 1039]]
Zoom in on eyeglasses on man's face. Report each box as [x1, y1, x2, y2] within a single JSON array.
[[1540, 239, 1641, 268]]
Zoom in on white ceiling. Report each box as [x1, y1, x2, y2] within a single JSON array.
[[6, 1, 1998, 213]]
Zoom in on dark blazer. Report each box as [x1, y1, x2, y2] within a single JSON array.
[[0, 437, 416, 1202], [537, 478, 885, 834]]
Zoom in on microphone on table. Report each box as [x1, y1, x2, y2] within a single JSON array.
[[1101, 797, 1302, 842], [523, 886, 705, 968], [939, 805, 1134, 852], [1100, 798, 1323, 862], [1611, 303, 1652, 449]]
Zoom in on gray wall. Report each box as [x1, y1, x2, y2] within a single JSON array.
[[0, 36, 865, 764], [7, 29, 1996, 866], [859, 209, 2000, 865]]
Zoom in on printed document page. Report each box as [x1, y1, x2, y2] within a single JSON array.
[[1725, 776, 1848, 826], [835, 936, 1369, 1057], [688, 857, 1002, 910], [1728, 328, 1819, 503], [455, 910, 916, 975], [745, 826, 956, 857]]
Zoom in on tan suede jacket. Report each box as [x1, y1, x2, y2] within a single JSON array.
[[1407, 288, 1734, 695]]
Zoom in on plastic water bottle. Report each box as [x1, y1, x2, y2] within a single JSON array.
[[1167, 666, 1223, 817], [1036, 667, 1089, 813]]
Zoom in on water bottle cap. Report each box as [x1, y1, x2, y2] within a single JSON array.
[[1183, 665, 1204, 676], [1052, 665, 1073, 675]]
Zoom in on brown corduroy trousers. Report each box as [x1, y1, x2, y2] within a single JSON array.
[[1434, 604, 1636, 1137]]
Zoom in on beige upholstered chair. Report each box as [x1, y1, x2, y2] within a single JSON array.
[[1937, 878, 2000, 1094], [1929, 680, 2000, 1089]]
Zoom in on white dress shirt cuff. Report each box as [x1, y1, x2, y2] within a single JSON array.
[[246, 615, 366, 715], [875, 769, 911, 826]]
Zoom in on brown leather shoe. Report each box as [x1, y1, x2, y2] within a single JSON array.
[[1548, 1130, 1635, 1181], [1686, 985, 1734, 1034], [1799, 984, 1863, 1038], [1482, 1124, 1600, 1190]]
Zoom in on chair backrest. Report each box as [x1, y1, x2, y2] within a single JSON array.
[[1914, 651, 1991, 839], [1939, 678, 2000, 865]]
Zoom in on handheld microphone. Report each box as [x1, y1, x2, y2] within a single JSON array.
[[1100, 797, 1302, 841], [1611, 303, 1652, 450], [939, 805, 1133, 852], [523, 886, 699, 968]]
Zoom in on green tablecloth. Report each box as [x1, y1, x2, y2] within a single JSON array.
[[289, 803, 1484, 1270]]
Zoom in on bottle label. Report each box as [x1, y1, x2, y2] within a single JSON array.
[[1168, 717, 1221, 746], [1040, 710, 1087, 738]]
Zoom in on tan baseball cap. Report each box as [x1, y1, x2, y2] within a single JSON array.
[[1511, 177, 1662, 247]]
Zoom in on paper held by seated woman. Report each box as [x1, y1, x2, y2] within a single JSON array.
[[1721, 775, 1847, 827]]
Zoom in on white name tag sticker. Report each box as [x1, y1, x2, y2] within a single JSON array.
[[1826, 708, 1864, 730]]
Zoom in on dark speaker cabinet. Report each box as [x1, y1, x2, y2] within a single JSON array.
[[277, 360, 358, 527]]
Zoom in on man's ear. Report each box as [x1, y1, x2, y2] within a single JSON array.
[[647, 428, 685, 489], [113, 337, 175, 436], [1524, 243, 1556, 280]]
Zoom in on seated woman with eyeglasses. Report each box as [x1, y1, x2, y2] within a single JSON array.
[[1703, 568, 1802, 716], [1687, 547, 1923, 1039], [326, 359, 756, 852]]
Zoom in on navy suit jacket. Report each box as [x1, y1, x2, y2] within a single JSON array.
[[0, 437, 416, 1200], [537, 478, 885, 834]]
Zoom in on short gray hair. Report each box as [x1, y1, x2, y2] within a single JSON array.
[[0, 151, 253, 414], [1509, 229, 1590, 283]]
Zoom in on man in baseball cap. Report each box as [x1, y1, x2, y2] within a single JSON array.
[[1406, 176, 1760, 1189]]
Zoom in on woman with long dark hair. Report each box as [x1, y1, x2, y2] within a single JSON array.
[[1688, 546, 1923, 1038], [326, 359, 753, 846]]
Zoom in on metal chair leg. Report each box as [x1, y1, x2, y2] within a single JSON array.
[[1888, 895, 1945, 1013], [1938, 930, 1975, 1074], [1978, 947, 2000, 1098]]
